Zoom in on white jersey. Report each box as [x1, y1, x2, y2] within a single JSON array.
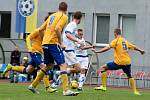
[[63, 21, 77, 51], [75, 37, 89, 69], [75, 38, 88, 57]]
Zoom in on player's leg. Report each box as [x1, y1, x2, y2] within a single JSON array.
[[78, 68, 86, 91], [94, 64, 108, 91], [95, 62, 119, 91], [78, 59, 88, 91], [3, 63, 35, 76], [51, 45, 79, 96], [3, 64, 25, 75], [63, 51, 81, 73], [122, 65, 141, 95], [28, 51, 56, 93]]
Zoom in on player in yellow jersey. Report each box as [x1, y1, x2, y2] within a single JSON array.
[[28, 2, 79, 96], [92, 28, 145, 95], [3, 28, 56, 93]]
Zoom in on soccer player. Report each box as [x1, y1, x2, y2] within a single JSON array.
[[92, 28, 145, 95], [62, 11, 82, 76], [75, 29, 94, 91], [3, 28, 56, 93], [28, 2, 79, 96]]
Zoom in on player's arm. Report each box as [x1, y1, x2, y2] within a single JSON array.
[[55, 16, 68, 45], [134, 46, 145, 55], [92, 39, 116, 53], [26, 29, 38, 52], [66, 33, 81, 44], [65, 24, 81, 44], [127, 42, 145, 55], [92, 45, 111, 53], [80, 45, 94, 50]]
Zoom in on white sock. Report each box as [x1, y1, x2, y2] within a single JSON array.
[[78, 74, 86, 88]]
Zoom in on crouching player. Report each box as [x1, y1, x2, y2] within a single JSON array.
[[92, 28, 145, 95], [75, 29, 94, 91], [3, 29, 56, 93]]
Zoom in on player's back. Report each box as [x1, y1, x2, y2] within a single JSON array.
[[112, 36, 135, 65], [42, 11, 68, 45]]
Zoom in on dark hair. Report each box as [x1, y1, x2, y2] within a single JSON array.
[[59, 2, 67, 11], [74, 11, 82, 20], [114, 28, 121, 35], [77, 29, 83, 32]]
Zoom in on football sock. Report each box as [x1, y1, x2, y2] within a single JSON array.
[[78, 74, 86, 88], [60, 71, 69, 91], [12, 66, 25, 73], [101, 71, 107, 87], [43, 75, 50, 89], [129, 78, 137, 92], [31, 70, 45, 88]]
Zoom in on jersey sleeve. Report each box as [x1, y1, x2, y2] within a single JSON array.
[[26, 29, 39, 51], [127, 41, 136, 49], [28, 29, 39, 40], [55, 15, 68, 32], [109, 39, 117, 48]]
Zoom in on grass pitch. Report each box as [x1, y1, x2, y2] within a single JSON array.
[[0, 82, 150, 100]]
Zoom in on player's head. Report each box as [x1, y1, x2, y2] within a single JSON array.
[[73, 11, 82, 24], [77, 29, 83, 38], [114, 28, 121, 38], [59, 2, 68, 13]]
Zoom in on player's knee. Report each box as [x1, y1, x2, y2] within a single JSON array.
[[101, 64, 108, 71], [127, 75, 132, 79], [26, 67, 34, 74]]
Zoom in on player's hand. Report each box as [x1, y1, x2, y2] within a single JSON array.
[[91, 48, 97, 53], [92, 44, 96, 48], [60, 44, 66, 50], [77, 41, 83, 45], [140, 50, 145, 55]]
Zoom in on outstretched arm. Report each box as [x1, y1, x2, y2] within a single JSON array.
[[134, 46, 145, 55], [80, 45, 94, 50], [128, 42, 145, 55], [92, 46, 111, 53]]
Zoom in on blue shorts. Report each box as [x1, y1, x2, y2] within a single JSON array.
[[42, 44, 65, 65], [29, 52, 44, 68], [106, 61, 131, 78]]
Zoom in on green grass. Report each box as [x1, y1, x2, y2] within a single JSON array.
[[0, 83, 150, 100]]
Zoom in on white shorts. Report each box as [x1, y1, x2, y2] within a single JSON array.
[[76, 57, 89, 69], [63, 51, 79, 66]]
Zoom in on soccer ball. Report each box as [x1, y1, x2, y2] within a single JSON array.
[[70, 80, 78, 89], [18, 0, 35, 17]]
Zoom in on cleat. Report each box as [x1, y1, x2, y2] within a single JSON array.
[[2, 64, 12, 76], [28, 85, 40, 94], [134, 91, 141, 96], [94, 85, 106, 91], [63, 90, 79, 96], [46, 87, 57, 93], [51, 82, 58, 89], [78, 87, 83, 91]]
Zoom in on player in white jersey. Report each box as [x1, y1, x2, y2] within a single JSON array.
[[63, 11, 82, 74], [75, 29, 94, 91]]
